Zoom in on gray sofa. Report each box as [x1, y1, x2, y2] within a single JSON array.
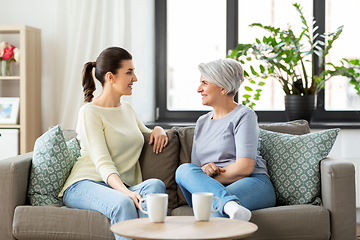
[[0, 120, 356, 240]]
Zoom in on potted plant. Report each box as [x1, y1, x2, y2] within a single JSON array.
[[228, 3, 360, 122]]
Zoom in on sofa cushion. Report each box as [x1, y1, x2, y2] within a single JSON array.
[[139, 129, 180, 210], [27, 125, 76, 206], [246, 205, 330, 240], [13, 205, 114, 240], [171, 126, 195, 165], [171, 127, 195, 206], [28, 125, 80, 206], [62, 129, 78, 141], [171, 205, 194, 216], [171, 204, 330, 240], [259, 119, 311, 135], [260, 128, 340, 205], [66, 137, 81, 164]]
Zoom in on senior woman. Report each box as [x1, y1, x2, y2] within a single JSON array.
[[175, 58, 276, 221]]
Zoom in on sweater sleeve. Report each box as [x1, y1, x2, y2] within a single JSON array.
[[76, 107, 120, 183]]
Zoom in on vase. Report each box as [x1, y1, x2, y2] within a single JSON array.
[[1, 60, 11, 76], [284, 95, 316, 123]]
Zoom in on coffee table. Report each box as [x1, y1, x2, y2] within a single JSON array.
[[110, 216, 258, 240]]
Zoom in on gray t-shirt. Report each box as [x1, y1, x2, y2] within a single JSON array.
[[191, 104, 268, 176]]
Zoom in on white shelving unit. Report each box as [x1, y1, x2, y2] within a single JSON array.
[[0, 25, 41, 155]]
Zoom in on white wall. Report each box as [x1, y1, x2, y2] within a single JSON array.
[[0, 0, 57, 132], [0, 0, 155, 132], [311, 129, 360, 159], [330, 129, 360, 159], [313, 128, 360, 207]]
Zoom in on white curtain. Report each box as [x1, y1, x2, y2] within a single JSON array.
[[50, 0, 155, 130]]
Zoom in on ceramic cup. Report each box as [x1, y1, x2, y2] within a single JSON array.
[[192, 192, 221, 221], [139, 193, 168, 223]]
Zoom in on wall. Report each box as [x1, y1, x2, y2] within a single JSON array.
[[327, 129, 360, 159], [313, 128, 360, 207], [0, 0, 57, 132], [0, 0, 155, 132], [1, 1, 358, 157]]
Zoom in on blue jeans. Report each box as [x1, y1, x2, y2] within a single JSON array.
[[175, 163, 276, 217], [63, 178, 166, 240]]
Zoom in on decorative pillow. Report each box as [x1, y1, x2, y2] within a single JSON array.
[[139, 129, 180, 210], [171, 126, 195, 165], [27, 125, 74, 206], [66, 137, 81, 164], [259, 119, 311, 135], [260, 128, 340, 206], [139, 130, 179, 209], [171, 126, 195, 206]]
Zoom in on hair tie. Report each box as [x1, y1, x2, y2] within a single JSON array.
[[92, 62, 96, 68]]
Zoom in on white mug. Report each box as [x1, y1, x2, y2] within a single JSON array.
[[139, 193, 168, 222], [192, 192, 221, 221]]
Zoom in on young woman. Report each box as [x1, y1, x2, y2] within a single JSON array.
[[59, 47, 168, 240], [175, 58, 276, 221]]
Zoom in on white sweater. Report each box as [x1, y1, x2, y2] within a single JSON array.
[[59, 101, 151, 197]]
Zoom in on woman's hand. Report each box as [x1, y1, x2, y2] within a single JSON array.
[[201, 162, 226, 177], [125, 190, 143, 209], [107, 173, 143, 208], [149, 126, 168, 154], [213, 158, 256, 184]]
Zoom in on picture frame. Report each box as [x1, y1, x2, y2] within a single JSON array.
[[0, 97, 20, 124]]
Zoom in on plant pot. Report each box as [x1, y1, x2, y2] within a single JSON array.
[[285, 95, 316, 123]]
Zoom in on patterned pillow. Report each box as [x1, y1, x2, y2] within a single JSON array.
[[67, 137, 81, 164], [27, 125, 75, 206], [260, 128, 340, 206]]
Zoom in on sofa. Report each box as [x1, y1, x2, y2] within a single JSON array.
[[0, 120, 356, 240]]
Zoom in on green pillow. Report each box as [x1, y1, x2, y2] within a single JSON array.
[[260, 128, 340, 206], [27, 125, 77, 206], [66, 137, 80, 164]]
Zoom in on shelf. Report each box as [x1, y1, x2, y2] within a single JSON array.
[[0, 25, 41, 154], [0, 76, 20, 80], [0, 124, 20, 129], [0, 25, 40, 33]]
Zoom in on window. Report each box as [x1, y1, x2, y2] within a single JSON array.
[[324, 0, 360, 111], [155, 0, 360, 127], [238, 0, 312, 111], [166, 0, 226, 111]]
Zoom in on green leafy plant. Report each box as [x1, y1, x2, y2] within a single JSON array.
[[228, 3, 360, 99], [241, 77, 265, 109]]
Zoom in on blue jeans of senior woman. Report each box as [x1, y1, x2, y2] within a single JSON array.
[[63, 178, 166, 240], [175, 163, 276, 217]]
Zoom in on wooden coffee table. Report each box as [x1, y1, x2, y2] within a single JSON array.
[[110, 216, 258, 240]]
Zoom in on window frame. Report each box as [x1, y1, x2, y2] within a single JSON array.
[[154, 0, 360, 128]]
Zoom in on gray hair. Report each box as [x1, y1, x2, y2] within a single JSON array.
[[198, 58, 244, 95]]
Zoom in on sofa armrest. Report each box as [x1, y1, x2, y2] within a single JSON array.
[[320, 157, 356, 240], [0, 152, 33, 240]]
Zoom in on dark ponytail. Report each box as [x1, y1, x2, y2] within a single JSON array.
[[82, 62, 96, 102], [81, 47, 132, 103]]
